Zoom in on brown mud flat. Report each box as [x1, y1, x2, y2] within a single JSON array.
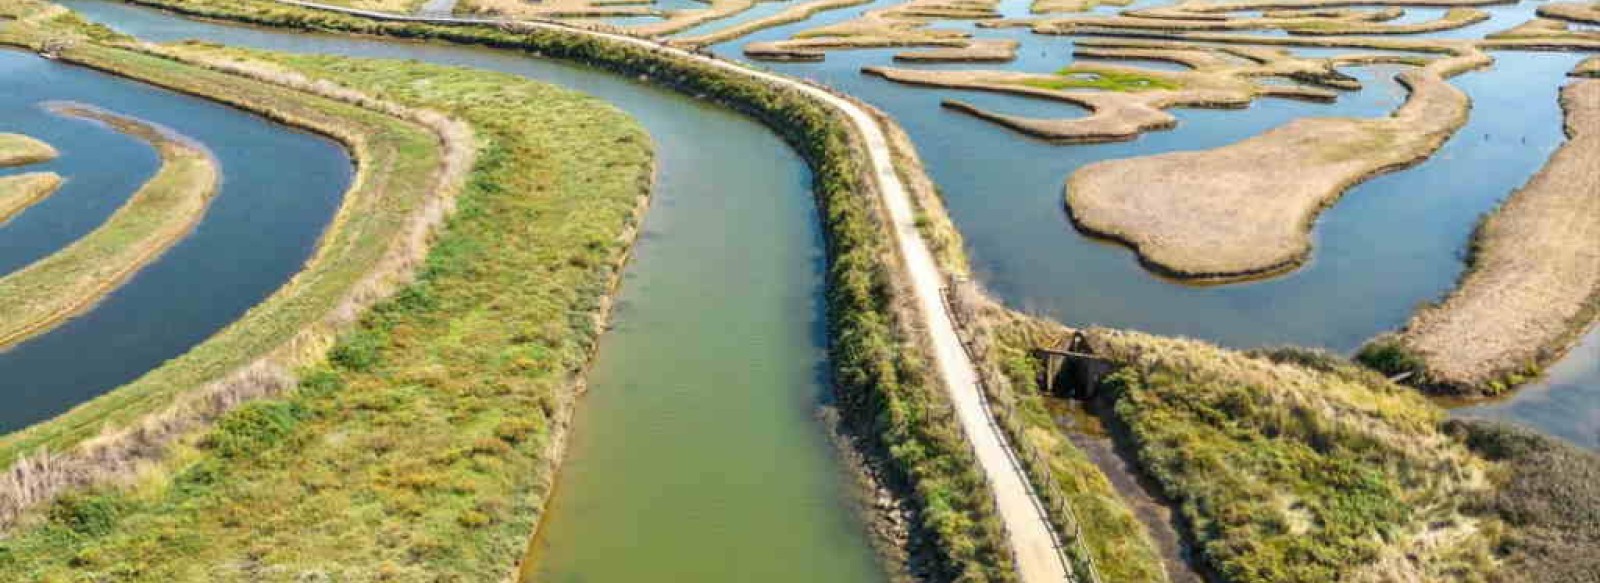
[[0, 172, 63, 225], [0, 104, 219, 350], [1384, 79, 1600, 395]]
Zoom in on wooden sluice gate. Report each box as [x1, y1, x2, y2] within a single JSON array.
[[1033, 330, 1114, 399]]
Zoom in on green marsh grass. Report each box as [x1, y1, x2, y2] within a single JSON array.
[[0, 46, 652, 580]]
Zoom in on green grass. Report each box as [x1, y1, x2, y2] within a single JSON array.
[[0, 45, 652, 580], [0, 10, 442, 468], [1018, 67, 1182, 92], [1089, 331, 1496, 583], [20, 0, 1021, 578], [0, 106, 217, 349], [982, 313, 1169, 583], [0, 133, 58, 167], [0, 172, 62, 224]]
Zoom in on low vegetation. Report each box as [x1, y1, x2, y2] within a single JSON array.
[[972, 307, 1170, 583], [22, 0, 1021, 578], [0, 132, 57, 167], [1448, 420, 1600, 583], [1367, 79, 1600, 396], [1087, 330, 1497, 583], [0, 4, 455, 529], [1065, 42, 1482, 280], [1019, 66, 1184, 92], [0, 171, 62, 225], [873, 101, 1166, 583], [0, 104, 218, 349], [0, 40, 653, 580]]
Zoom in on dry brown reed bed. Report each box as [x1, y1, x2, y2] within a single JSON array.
[[743, 0, 1020, 62], [0, 20, 471, 529], [463, 0, 760, 36], [1032, 0, 1131, 15], [1538, 1, 1600, 25], [865, 43, 1345, 142], [0, 132, 57, 167], [0, 172, 62, 225], [1380, 79, 1600, 395], [457, 0, 655, 18], [985, 6, 1488, 37], [1063, 38, 1484, 281], [1577, 54, 1600, 76], [0, 104, 219, 350], [673, 0, 873, 46], [1484, 16, 1600, 50]]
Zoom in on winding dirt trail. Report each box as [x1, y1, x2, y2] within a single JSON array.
[[267, 1, 1074, 579]]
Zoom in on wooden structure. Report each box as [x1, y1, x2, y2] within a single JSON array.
[[1033, 331, 1115, 399]]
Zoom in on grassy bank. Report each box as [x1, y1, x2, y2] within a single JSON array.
[[0, 2, 453, 527], [868, 101, 1166, 583], [0, 133, 58, 167], [1362, 79, 1600, 396], [23, 0, 1019, 579], [1087, 330, 1498, 583], [0, 35, 654, 580], [0, 172, 62, 224], [0, 105, 218, 350]]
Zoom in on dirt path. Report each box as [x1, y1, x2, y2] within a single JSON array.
[[269, 1, 1074, 580]]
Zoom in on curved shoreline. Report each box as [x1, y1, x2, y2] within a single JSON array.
[[0, 132, 58, 167], [0, 103, 219, 350], [1371, 79, 1600, 396], [0, 171, 63, 225], [0, 14, 469, 531], [1062, 41, 1483, 282]]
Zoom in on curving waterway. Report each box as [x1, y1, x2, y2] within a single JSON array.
[[59, 1, 887, 579], [0, 46, 350, 433], [677, 0, 1596, 447]]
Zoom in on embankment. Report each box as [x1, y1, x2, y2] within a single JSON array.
[[1364, 79, 1600, 395], [0, 171, 63, 224], [0, 104, 218, 350], [13, 0, 1021, 579], [0, 5, 467, 534], [1064, 43, 1483, 281]]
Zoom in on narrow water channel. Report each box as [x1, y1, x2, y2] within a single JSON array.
[[61, 1, 886, 579], [0, 46, 350, 433], [682, 0, 1595, 446]]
